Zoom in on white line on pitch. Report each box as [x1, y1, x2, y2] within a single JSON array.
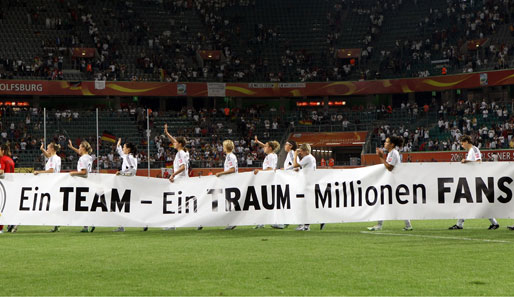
[[360, 231, 510, 243]]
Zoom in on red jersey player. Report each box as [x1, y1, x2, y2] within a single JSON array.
[[0, 144, 14, 233]]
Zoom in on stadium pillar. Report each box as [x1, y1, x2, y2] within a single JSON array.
[[113, 96, 121, 110], [32, 95, 40, 108], [483, 86, 491, 100], [187, 96, 193, 108], [408, 92, 415, 103], [235, 97, 243, 108], [159, 97, 166, 112], [323, 97, 329, 113], [441, 90, 455, 103]]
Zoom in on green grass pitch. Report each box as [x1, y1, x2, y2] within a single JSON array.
[[1, 219, 514, 296]]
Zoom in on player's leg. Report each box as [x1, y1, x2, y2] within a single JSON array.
[[368, 220, 383, 231], [449, 219, 464, 229], [488, 218, 499, 230]]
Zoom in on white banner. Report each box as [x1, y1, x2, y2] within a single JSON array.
[[0, 163, 513, 227], [207, 83, 226, 97], [94, 79, 106, 90]]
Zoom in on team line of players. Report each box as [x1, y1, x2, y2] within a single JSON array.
[[0, 128, 512, 233]]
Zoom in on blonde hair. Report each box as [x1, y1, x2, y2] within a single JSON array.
[[223, 140, 234, 152], [299, 143, 311, 154], [80, 141, 93, 154], [49, 142, 61, 153], [268, 141, 280, 153]]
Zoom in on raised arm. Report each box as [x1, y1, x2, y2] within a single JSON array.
[[254, 135, 265, 148], [40, 142, 51, 158], [164, 123, 177, 145], [68, 139, 80, 154], [116, 138, 125, 157]]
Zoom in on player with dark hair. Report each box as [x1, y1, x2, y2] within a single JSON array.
[[34, 142, 62, 232], [368, 136, 413, 231], [0, 144, 15, 234], [253, 136, 280, 175], [164, 124, 189, 183], [115, 138, 138, 176], [449, 135, 499, 230], [68, 140, 94, 233], [162, 124, 190, 231], [113, 138, 139, 232], [283, 140, 298, 170]]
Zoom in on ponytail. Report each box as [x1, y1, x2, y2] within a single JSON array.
[[50, 142, 61, 153], [268, 141, 280, 153]]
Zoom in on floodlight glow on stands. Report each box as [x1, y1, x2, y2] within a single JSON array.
[[297, 101, 346, 107], [0, 101, 29, 106]]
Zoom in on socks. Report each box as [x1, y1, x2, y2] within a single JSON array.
[[457, 219, 465, 227]]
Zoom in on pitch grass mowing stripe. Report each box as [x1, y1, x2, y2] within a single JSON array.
[[360, 231, 511, 243]]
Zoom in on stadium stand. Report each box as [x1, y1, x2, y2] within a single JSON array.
[[2, 96, 511, 170], [0, 0, 513, 171], [1, 0, 513, 82]]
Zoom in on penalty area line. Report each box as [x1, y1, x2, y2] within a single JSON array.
[[360, 231, 510, 243]]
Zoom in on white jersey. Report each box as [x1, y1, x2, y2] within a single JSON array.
[[386, 149, 401, 166], [263, 153, 277, 170], [117, 145, 137, 175], [298, 154, 316, 170], [173, 149, 189, 179], [224, 152, 238, 173], [77, 154, 93, 173], [283, 151, 299, 170], [45, 155, 61, 173], [466, 145, 481, 161]]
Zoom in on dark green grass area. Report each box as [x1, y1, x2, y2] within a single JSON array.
[[1, 219, 514, 296]]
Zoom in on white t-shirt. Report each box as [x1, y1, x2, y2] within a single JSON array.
[[117, 145, 137, 175], [298, 154, 316, 170], [283, 151, 299, 170], [45, 155, 61, 173], [77, 154, 93, 173], [262, 153, 277, 170], [466, 145, 481, 161], [386, 149, 401, 166], [173, 150, 189, 179], [224, 152, 238, 173]]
